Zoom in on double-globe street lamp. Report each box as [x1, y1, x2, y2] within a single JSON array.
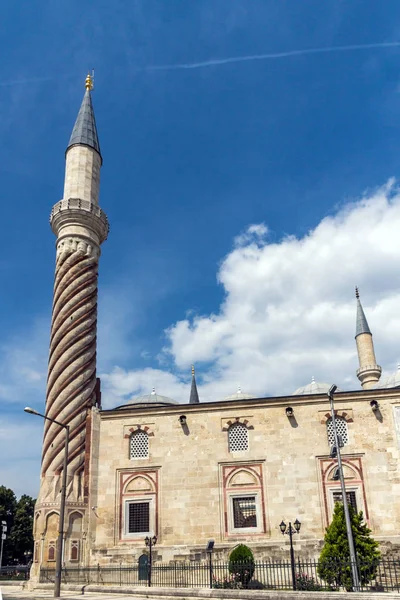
[[145, 535, 157, 587], [279, 518, 301, 590], [24, 407, 70, 599]]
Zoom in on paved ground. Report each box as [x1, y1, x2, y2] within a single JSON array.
[[1, 588, 134, 600]]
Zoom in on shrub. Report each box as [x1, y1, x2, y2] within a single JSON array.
[[213, 573, 242, 589], [228, 544, 255, 587], [318, 502, 381, 590], [296, 572, 323, 591]]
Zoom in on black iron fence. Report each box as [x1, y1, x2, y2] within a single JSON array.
[[40, 558, 400, 592], [0, 565, 30, 580]]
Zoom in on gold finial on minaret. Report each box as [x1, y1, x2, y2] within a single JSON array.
[[191, 364, 195, 376], [85, 71, 94, 91]]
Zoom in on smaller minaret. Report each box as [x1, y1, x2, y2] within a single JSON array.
[[189, 365, 200, 404], [355, 287, 381, 389]]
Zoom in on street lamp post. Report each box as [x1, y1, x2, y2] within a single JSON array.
[[145, 535, 157, 587], [0, 520, 7, 572], [24, 407, 70, 599], [279, 519, 301, 590], [328, 386, 360, 592]]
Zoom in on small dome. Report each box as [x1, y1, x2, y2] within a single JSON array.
[[222, 386, 256, 401], [117, 388, 179, 409], [293, 377, 342, 396], [376, 365, 400, 389]]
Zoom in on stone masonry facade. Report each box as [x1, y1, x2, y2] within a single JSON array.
[[78, 386, 400, 566]]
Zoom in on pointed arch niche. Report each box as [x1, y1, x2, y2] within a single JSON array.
[[318, 454, 368, 529], [119, 469, 159, 542], [221, 462, 266, 537], [66, 511, 83, 563], [44, 511, 59, 564]]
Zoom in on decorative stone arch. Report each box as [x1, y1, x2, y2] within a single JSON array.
[[44, 510, 59, 534], [44, 511, 59, 564], [124, 425, 155, 439], [226, 466, 262, 489], [320, 409, 353, 425], [221, 417, 254, 432], [123, 473, 156, 495], [33, 511, 41, 535], [325, 462, 359, 483]]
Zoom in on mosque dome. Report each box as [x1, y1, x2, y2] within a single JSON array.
[[376, 365, 400, 389], [116, 388, 179, 409], [293, 377, 342, 396], [222, 387, 256, 401]]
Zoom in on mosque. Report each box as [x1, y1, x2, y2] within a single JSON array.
[[30, 76, 400, 576]]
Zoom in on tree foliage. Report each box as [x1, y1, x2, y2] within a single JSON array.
[[228, 544, 255, 586], [318, 502, 381, 589], [0, 486, 35, 565]]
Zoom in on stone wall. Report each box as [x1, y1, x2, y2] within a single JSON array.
[[88, 387, 400, 564]]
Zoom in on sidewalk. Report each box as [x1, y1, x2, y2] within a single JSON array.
[[1, 587, 130, 600]]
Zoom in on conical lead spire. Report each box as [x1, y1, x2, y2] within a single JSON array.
[[189, 365, 200, 404], [354, 287, 381, 389], [355, 287, 371, 337], [67, 73, 101, 158]]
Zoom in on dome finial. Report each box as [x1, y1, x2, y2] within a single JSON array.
[[85, 71, 94, 91], [355, 286, 359, 299], [311, 376, 315, 384], [151, 387, 156, 395]]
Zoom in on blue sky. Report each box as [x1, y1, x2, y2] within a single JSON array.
[[3, 0, 400, 497]]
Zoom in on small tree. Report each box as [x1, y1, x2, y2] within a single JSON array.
[[318, 502, 381, 589], [228, 544, 255, 587], [9, 495, 35, 564]]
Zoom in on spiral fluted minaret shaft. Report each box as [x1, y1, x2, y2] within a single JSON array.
[[41, 245, 98, 484]]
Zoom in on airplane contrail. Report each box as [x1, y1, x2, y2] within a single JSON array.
[[0, 74, 74, 88], [144, 41, 400, 71]]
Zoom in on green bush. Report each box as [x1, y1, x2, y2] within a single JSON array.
[[295, 572, 323, 591], [228, 544, 255, 587], [318, 502, 381, 590]]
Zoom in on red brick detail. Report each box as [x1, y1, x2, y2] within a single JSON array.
[[222, 418, 254, 431], [320, 410, 353, 424]]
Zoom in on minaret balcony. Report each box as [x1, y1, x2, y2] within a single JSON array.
[[50, 197, 109, 244]]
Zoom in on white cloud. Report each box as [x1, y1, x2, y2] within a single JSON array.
[[102, 179, 400, 407], [167, 180, 400, 398], [5, 179, 400, 494]]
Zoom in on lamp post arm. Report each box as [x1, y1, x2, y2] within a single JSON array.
[[329, 391, 360, 592]]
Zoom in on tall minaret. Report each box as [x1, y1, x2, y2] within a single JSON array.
[[189, 365, 200, 404], [34, 74, 108, 568], [355, 287, 381, 389]]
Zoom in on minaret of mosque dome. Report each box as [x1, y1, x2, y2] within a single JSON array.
[[354, 287, 381, 389], [34, 74, 109, 561]]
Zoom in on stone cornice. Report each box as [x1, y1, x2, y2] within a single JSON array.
[[101, 386, 400, 420]]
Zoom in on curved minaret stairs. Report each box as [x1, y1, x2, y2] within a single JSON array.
[[33, 74, 108, 570], [355, 287, 381, 389]]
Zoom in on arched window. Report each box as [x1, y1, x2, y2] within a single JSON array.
[[228, 423, 249, 452], [48, 541, 56, 561], [130, 430, 149, 459], [327, 417, 348, 446]]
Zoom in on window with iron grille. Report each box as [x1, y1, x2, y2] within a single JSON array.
[[228, 423, 249, 452], [333, 491, 357, 513], [48, 541, 56, 561], [232, 496, 257, 528], [130, 430, 149, 459], [70, 540, 80, 561], [327, 417, 348, 446], [128, 502, 150, 533]]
